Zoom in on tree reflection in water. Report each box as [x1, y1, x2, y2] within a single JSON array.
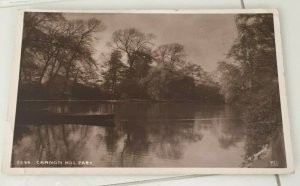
[[12, 101, 283, 168]]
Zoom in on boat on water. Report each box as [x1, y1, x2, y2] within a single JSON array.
[[15, 110, 114, 126]]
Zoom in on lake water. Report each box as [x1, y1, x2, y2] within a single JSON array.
[[11, 101, 285, 168]]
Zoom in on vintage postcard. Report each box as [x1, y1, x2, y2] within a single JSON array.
[[2, 9, 294, 174]]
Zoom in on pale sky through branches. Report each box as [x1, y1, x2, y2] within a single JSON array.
[[65, 13, 238, 72]]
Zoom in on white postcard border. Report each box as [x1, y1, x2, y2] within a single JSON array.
[[2, 9, 294, 175]]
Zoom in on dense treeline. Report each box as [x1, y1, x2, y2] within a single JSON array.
[[18, 12, 223, 103], [216, 14, 284, 167]]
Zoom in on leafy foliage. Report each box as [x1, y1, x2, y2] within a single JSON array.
[[217, 14, 283, 166]]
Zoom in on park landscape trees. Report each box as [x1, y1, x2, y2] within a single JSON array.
[[19, 12, 222, 102], [19, 12, 281, 117], [19, 12, 282, 135]]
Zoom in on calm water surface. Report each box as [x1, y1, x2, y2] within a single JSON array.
[[12, 101, 281, 168]]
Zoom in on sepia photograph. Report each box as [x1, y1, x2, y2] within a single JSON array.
[[3, 9, 293, 174]]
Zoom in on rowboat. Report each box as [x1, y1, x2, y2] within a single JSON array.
[[15, 111, 114, 126]]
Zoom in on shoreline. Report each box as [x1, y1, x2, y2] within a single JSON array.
[[19, 99, 226, 104]]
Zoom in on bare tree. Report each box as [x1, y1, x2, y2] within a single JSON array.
[[153, 43, 186, 67], [109, 28, 154, 77]]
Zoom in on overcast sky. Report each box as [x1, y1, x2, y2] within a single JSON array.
[[65, 13, 238, 72]]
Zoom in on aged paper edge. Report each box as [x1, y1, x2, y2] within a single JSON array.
[[2, 9, 294, 175]]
